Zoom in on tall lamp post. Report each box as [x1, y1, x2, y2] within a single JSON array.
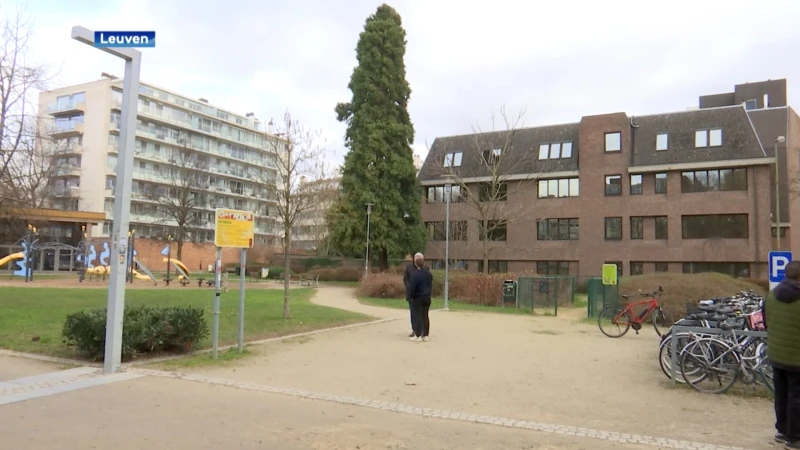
[[364, 203, 374, 277], [72, 26, 142, 374], [443, 177, 455, 311], [775, 136, 786, 250]]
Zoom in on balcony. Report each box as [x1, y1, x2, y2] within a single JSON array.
[[55, 167, 81, 177], [52, 186, 81, 198], [50, 122, 84, 137], [47, 100, 86, 116], [108, 143, 118, 154]]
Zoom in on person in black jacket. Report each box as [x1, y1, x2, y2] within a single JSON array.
[[403, 254, 422, 337], [407, 253, 433, 342]]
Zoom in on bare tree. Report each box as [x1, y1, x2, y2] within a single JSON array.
[[428, 106, 548, 273], [251, 110, 328, 319], [0, 9, 57, 196], [149, 138, 209, 260]]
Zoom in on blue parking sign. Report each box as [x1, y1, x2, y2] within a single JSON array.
[[769, 251, 793, 287]]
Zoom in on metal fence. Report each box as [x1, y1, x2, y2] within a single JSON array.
[[668, 325, 767, 386], [516, 276, 575, 316], [586, 277, 621, 318]]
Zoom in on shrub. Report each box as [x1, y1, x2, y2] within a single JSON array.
[[290, 264, 306, 274], [301, 257, 340, 271], [331, 266, 361, 282], [306, 268, 335, 281], [741, 277, 770, 291], [267, 267, 292, 279], [356, 272, 406, 298], [62, 305, 209, 361], [619, 273, 767, 320]]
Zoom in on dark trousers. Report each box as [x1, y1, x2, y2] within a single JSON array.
[[410, 298, 431, 337], [407, 300, 415, 330], [774, 365, 800, 439]]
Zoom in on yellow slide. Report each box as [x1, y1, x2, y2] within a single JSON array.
[[85, 266, 111, 275], [0, 252, 24, 268], [131, 269, 153, 281], [162, 258, 190, 280]]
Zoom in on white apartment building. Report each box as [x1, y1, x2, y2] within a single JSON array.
[[38, 74, 281, 244]]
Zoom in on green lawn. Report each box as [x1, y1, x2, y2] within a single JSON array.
[[0, 287, 371, 358]]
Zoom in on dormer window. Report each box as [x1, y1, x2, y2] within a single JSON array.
[[695, 129, 722, 148], [605, 132, 621, 152], [744, 99, 757, 110], [538, 142, 573, 160], [482, 148, 502, 163], [443, 152, 463, 167]]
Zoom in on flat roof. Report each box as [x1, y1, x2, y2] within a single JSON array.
[[0, 208, 105, 224]]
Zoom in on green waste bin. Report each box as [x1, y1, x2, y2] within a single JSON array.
[[502, 280, 517, 306]]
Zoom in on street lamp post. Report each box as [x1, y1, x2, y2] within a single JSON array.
[[72, 26, 142, 374], [364, 203, 374, 277], [775, 136, 786, 250], [443, 177, 453, 311]]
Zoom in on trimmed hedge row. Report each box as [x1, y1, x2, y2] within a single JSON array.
[[62, 305, 209, 361]]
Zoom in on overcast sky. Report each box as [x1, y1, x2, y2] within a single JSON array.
[[13, 0, 800, 167]]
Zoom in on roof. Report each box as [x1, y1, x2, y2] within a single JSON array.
[[0, 208, 105, 223], [418, 123, 579, 181], [630, 105, 767, 166]]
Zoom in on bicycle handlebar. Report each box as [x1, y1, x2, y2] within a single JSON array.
[[637, 286, 664, 297]]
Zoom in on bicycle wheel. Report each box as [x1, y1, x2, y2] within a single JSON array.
[[758, 364, 775, 393], [659, 333, 700, 383], [680, 338, 739, 394], [598, 306, 631, 338], [652, 308, 673, 337]]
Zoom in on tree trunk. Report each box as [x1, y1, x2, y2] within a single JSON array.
[[283, 226, 291, 319], [378, 248, 389, 272], [176, 240, 184, 261], [482, 222, 489, 274]]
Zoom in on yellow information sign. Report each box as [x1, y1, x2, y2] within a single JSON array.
[[214, 208, 255, 248], [602, 264, 618, 286]]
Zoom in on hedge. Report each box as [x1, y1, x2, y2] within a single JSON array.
[[62, 305, 209, 361]]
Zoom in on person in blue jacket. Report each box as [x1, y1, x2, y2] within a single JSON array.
[[407, 253, 433, 342]]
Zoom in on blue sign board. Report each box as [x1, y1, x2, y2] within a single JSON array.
[[769, 251, 793, 287]]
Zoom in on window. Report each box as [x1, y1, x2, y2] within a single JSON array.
[[695, 129, 723, 148], [744, 99, 757, 110], [483, 148, 502, 163], [630, 217, 643, 239], [630, 174, 643, 195], [681, 214, 748, 239], [479, 220, 507, 241], [773, 227, 787, 238], [478, 260, 508, 273], [605, 217, 622, 240], [479, 182, 507, 202], [538, 142, 573, 160], [426, 185, 462, 203], [680, 168, 747, 192], [537, 218, 579, 240], [443, 152, 463, 167], [605, 261, 623, 276], [654, 173, 667, 194], [536, 261, 570, 276], [604, 175, 622, 196], [656, 133, 668, 151], [605, 132, 621, 152], [655, 262, 669, 273], [682, 262, 750, 278], [538, 178, 579, 198], [655, 216, 668, 240], [426, 221, 468, 241], [630, 262, 644, 276]]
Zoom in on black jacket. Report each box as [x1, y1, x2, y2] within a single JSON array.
[[403, 263, 418, 301], [408, 266, 433, 301]]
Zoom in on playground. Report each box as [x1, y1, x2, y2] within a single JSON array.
[[0, 286, 775, 450]]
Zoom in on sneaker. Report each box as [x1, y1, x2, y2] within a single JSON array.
[[785, 441, 800, 449], [422, 336, 429, 342], [409, 336, 421, 342], [408, 332, 415, 337], [776, 434, 792, 444]]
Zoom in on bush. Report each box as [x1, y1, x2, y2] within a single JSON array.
[[619, 273, 767, 320], [331, 266, 362, 282], [301, 257, 340, 272], [306, 268, 335, 281], [62, 305, 209, 361], [267, 267, 292, 279], [741, 277, 770, 291], [357, 272, 406, 298]]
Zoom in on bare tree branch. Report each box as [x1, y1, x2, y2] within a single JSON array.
[[426, 105, 549, 273]]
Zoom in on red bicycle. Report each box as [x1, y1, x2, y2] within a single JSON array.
[[597, 286, 672, 338]]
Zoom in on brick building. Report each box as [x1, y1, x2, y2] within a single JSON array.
[[418, 79, 799, 279]]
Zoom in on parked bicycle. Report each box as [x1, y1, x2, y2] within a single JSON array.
[[597, 287, 671, 338]]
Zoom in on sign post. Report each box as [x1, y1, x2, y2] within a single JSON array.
[[602, 264, 618, 286], [213, 208, 255, 358], [769, 251, 793, 290]]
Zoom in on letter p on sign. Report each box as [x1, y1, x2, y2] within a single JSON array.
[[769, 251, 793, 290]]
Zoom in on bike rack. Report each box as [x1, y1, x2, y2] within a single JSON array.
[[668, 325, 767, 386]]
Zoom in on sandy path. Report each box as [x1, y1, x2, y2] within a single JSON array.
[[179, 286, 773, 450], [2, 376, 662, 450], [0, 355, 66, 382], [309, 285, 408, 319]]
